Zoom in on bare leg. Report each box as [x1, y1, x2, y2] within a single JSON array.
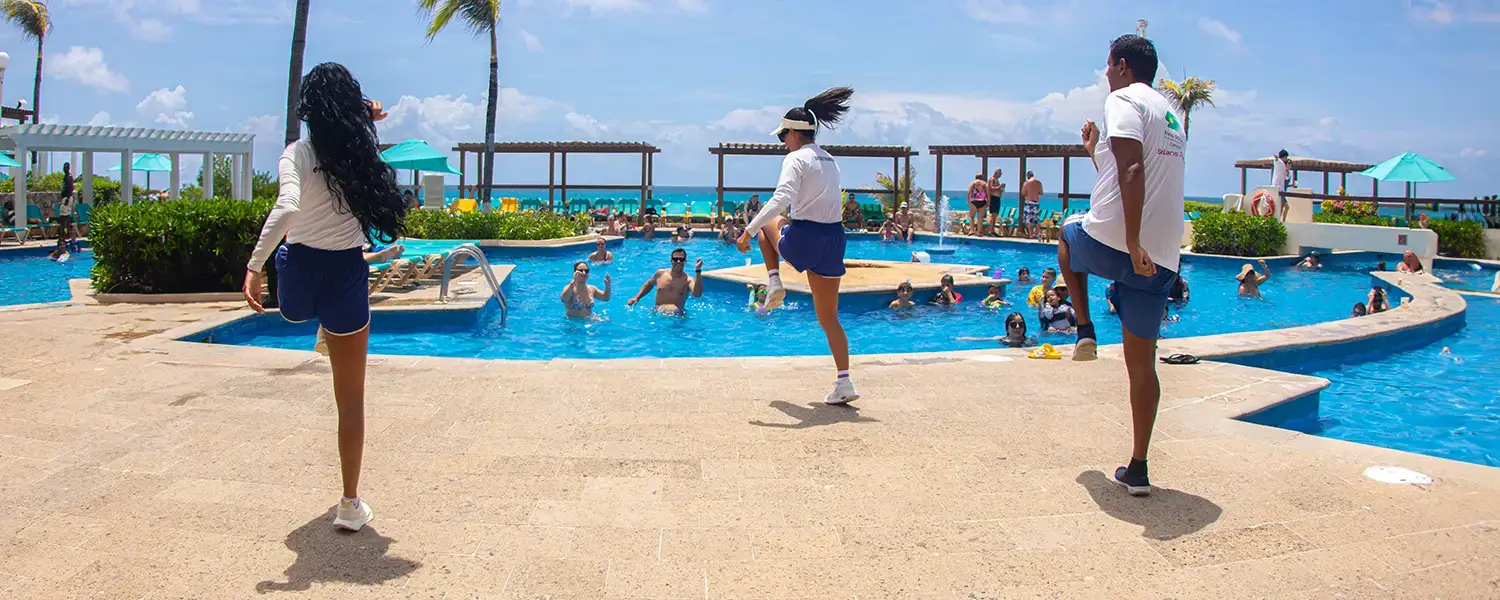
[[1057, 236, 1091, 325], [754, 215, 788, 270], [1120, 328, 1160, 461], [806, 272, 849, 372], [323, 325, 368, 499]]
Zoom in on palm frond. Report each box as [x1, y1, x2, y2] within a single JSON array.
[[420, 0, 498, 39], [2, 0, 51, 40]]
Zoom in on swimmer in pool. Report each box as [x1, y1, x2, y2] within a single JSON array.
[[1039, 288, 1077, 333], [1297, 251, 1321, 269], [957, 311, 1037, 348], [981, 282, 1009, 308], [588, 237, 613, 263], [561, 261, 611, 318], [642, 217, 657, 241], [890, 281, 916, 309], [1367, 286, 1389, 314], [1351, 302, 1367, 317], [930, 274, 960, 306], [626, 247, 703, 311], [1397, 250, 1424, 274], [1236, 259, 1271, 298], [671, 225, 692, 243], [1014, 267, 1033, 285], [747, 283, 769, 312]]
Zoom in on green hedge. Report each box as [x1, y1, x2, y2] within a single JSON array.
[[1190, 212, 1288, 257], [1313, 213, 1394, 226], [404, 210, 591, 240], [90, 198, 272, 294], [1427, 219, 1486, 259], [1184, 200, 1223, 215]]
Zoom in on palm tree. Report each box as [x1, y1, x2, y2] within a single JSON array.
[[1156, 75, 1216, 141], [864, 164, 925, 212], [283, 0, 311, 147], [3, 0, 51, 126], [419, 0, 501, 212]]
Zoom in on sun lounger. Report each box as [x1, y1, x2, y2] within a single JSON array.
[[685, 201, 714, 224], [26, 205, 53, 239], [451, 198, 479, 214], [662, 202, 689, 224], [519, 198, 543, 212], [499, 197, 520, 213], [568, 198, 591, 215], [1, 226, 26, 245]]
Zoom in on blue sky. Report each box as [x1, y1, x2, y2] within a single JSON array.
[[5, 0, 1498, 197]]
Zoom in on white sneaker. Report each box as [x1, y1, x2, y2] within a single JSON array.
[[825, 378, 859, 405], [1073, 338, 1097, 361], [765, 280, 786, 310], [333, 498, 373, 531]]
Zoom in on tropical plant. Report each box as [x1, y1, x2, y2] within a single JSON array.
[[1319, 198, 1379, 218], [403, 209, 589, 240], [2, 0, 51, 126], [1426, 218, 1486, 259], [419, 0, 500, 212], [1156, 75, 1215, 141], [90, 198, 274, 294], [1190, 212, 1287, 257], [284, 0, 311, 147], [1184, 200, 1223, 215], [862, 164, 925, 212], [1313, 213, 1392, 227]]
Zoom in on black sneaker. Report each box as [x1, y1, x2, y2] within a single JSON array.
[[1113, 465, 1151, 497]]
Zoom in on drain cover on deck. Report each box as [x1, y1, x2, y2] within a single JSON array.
[[1364, 465, 1433, 485]]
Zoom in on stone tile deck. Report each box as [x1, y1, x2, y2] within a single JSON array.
[[1, 302, 1497, 599]]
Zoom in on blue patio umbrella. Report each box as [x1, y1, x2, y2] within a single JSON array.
[[108, 153, 176, 190], [0, 152, 20, 169], [1359, 152, 1456, 219], [380, 138, 462, 175]]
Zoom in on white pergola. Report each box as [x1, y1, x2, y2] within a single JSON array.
[[0, 125, 256, 228]]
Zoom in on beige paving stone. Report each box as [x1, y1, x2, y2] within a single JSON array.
[[504, 558, 609, 599], [605, 558, 706, 599], [660, 527, 755, 562], [567, 526, 662, 560], [1293, 544, 1401, 588]]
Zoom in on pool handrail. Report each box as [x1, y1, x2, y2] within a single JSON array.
[[438, 244, 507, 325]]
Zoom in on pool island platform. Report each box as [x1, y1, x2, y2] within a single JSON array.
[[701, 259, 1011, 297]]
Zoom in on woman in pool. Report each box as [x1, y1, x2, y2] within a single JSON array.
[[1351, 302, 1367, 317], [1039, 288, 1077, 333], [735, 87, 860, 405], [931, 274, 961, 306], [981, 282, 1009, 308], [1367, 285, 1389, 314], [1236, 259, 1271, 298], [957, 312, 1035, 348], [1297, 251, 1322, 269], [1398, 250, 1425, 274], [561, 261, 611, 318], [965, 173, 988, 235], [242, 63, 407, 532], [890, 281, 916, 309]]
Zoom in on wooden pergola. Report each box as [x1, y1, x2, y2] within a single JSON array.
[[929, 144, 1092, 211], [1234, 155, 1375, 196], [708, 143, 918, 217], [451, 141, 662, 214]]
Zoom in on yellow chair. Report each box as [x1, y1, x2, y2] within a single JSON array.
[[501, 197, 520, 213], [452, 199, 478, 213]]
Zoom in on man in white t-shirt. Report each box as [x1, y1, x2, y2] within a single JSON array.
[[1057, 34, 1185, 497], [1271, 149, 1289, 191]]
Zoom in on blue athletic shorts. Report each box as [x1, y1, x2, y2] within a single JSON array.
[[1061, 220, 1177, 341], [779, 220, 847, 278], [274, 243, 370, 336]]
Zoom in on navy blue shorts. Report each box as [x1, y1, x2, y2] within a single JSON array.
[[1061, 220, 1177, 341], [779, 220, 847, 278], [274, 243, 370, 336]]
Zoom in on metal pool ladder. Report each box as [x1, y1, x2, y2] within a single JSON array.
[[438, 244, 508, 325]]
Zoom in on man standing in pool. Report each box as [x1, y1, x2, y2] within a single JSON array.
[[735, 87, 859, 405], [626, 247, 703, 311], [1059, 35, 1185, 497]]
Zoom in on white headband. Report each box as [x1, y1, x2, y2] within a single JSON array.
[[770, 117, 817, 137]]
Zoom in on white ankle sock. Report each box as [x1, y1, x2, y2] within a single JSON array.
[[837, 370, 850, 380], [767, 269, 781, 285], [342, 496, 360, 508]]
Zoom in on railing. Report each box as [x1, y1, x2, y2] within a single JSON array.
[[439, 244, 508, 326]]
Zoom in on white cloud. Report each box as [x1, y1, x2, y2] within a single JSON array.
[[1460, 148, 1489, 158], [136, 85, 194, 128], [962, 0, 1031, 23], [1198, 17, 1242, 46], [56, 0, 290, 38], [87, 111, 111, 126], [47, 46, 130, 93], [564, 112, 609, 137], [519, 29, 543, 51]]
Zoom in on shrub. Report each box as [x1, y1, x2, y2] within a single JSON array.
[[1190, 212, 1288, 257], [1319, 198, 1379, 218], [1, 174, 129, 205], [1313, 213, 1393, 227], [90, 198, 272, 294], [1427, 219, 1486, 259], [404, 210, 591, 241], [1184, 200, 1223, 215]]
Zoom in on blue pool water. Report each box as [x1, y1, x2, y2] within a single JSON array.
[[0, 247, 94, 306], [1265, 296, 1500, 467], [1431, 258, 1498, 293], [206, 237, 1391, 360]]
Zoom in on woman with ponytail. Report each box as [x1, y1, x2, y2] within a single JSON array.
[[243, 62, 408, 531], [736, 87, 859, 405]]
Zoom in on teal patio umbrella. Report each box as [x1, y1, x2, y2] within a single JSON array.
[[108, 153, 176, 190], [0, 152, 20, 168], [380, 138, 462, 175], [1359, 152, 1456, 219]]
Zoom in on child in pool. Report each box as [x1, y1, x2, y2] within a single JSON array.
[[889, 281, 916, 309], [930, 274, 961, 306], [1014, 267, 1033, 284], [748, 283, 769, 312], [981, 282, 1009, 309], [879, 220, 896, 242], [1039, 288, 1077, 333], [1351, 302, 1367, 317]]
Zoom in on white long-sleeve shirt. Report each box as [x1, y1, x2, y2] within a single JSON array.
[[745, 143, 842, 236], [247, 140, 366, 272]]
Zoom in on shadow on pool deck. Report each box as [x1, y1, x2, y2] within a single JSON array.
[[749, 400, 881, 429], [254, 510, 422, 593], [1076, 470, 1223, 541]]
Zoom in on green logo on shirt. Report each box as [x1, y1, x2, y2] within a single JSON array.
[[1165, 112, 1181, 131]]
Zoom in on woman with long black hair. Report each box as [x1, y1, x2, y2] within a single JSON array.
[[736, 87, 859, 405], [243, 62, 408, 531]]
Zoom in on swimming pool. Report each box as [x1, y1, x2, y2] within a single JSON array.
[[1432, 258, 1498, 293], [0, 247, 93, 306], [204, 237, 1391, 360], [1258, 295, 1499, 467]]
